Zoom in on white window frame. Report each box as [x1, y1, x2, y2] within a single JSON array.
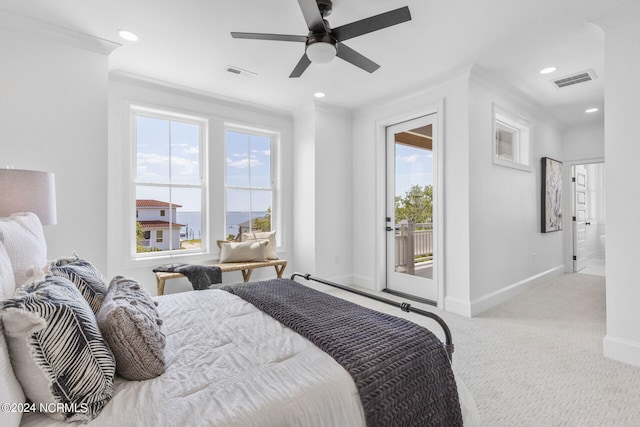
[[130, 105, 208, 259], [223, 124, 279, 246], [492, 104, 532, 172]]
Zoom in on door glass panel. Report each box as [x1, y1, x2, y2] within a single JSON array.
[[394, 124, 434, 279]]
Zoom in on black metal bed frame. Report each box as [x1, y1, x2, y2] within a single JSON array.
[[290, 272, 455, 361]]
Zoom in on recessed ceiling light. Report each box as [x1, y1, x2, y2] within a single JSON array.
[[585, 107, 599, 113], [314, 92, 326, 98], [540, 67, 557, 75], [118, 30, 139, 42]]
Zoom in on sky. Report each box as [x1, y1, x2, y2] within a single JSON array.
[[136, 115, 272, 214], [395, 143, 433, 197]]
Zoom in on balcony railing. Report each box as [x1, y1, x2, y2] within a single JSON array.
[[395, 221, 433, 275]]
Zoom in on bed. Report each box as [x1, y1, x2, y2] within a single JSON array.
[[0, 213, 480, 426]]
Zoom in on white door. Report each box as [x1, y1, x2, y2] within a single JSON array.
[[386, 114, 438, 302], [573, 165, 588, 271]]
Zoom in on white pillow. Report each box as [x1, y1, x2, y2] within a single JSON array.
[[218, 240, 268, 263], [0, 242, 26, 427], [241, 231, 278, 260], [0, 213, 47, 288]]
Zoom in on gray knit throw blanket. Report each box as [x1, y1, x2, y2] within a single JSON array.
[[223, 279, 463, 427], [152, 264, 222, 291]]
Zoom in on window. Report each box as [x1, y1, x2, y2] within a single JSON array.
[[492, 104, 532, 171], [225, 128, 275, 241], [133, 107, 207, 256]]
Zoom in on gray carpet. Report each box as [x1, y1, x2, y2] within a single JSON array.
[[326, 273, 640, 426]]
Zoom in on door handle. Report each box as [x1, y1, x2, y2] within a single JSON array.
[[585, 222, 591, 226], [386, 227, 393, 232]]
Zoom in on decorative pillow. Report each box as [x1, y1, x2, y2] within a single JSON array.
[[0, 242, 26, 427], [217, 240, 268, 263], [0, 242, 16, 299], [49, 253, 107, 314], [0, 276, 115, 422], [0, 213, 47, 288], [241, 231, 278, 260], [97, 276, 166, 381]]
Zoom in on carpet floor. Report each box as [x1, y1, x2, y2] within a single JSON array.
[[328, 273, 640, 426]]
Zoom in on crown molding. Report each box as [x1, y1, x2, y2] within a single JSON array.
[[0, 8, 120, 55], [109, 70, 293, 120], [468, 64, 564, 130]]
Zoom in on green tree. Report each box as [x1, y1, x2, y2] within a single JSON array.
[[252, 206, 271, 232], [395, 185, 433, 224], [136, 221, 160, 252]]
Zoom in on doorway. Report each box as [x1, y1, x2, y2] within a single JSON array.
[[572, 162, 606, 276], [385, 114, 438, 302]]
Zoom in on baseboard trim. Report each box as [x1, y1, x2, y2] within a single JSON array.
[[444, 296, 472, 317], [469, 265, 565, 316], [603, 335, 640, 368], [351, 274, 375, 291], [323, 274, 353, 286]]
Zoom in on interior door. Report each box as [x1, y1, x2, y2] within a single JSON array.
[[386, 114, 437, 302], [573, 165, 588, 272]]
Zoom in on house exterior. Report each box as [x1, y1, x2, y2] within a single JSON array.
[[136, 199, 184, 251]]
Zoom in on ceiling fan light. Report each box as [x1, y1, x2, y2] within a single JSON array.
[[306, 42, 337, 64]]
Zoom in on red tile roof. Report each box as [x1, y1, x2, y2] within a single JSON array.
[[138, 220, 185, 229], [136, 199, 182, 208]]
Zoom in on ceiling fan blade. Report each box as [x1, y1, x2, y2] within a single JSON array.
[[336, 43, 380, 73], [331, 6, 411, 42], [289, 54, 312, 78], [296, 0, 327, 33], [231, 32, 307, 43]]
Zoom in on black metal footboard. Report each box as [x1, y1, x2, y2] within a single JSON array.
[[290, 272, 455, 361]]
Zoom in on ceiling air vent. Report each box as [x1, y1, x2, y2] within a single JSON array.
[[224, 65, 257, 78], [551, 70, 597, 89]]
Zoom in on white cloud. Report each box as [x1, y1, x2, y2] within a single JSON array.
[[138, 152, 169, 165], [171, 155, 198, 175], [182, 146, 199, 155], [226, 157, 261, 168], [400, 154, 421, 163]]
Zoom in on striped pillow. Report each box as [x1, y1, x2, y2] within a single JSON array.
[[49, 254, 107, 314], [0, 276, 115, 422]]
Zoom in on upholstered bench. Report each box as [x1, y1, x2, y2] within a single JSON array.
[[154, 259, 287, 296]]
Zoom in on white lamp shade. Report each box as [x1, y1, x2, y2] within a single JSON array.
[[0, 169, 57, 225], [306, 42, 337, 64]]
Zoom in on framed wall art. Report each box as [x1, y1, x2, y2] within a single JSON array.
[[541, 157, 563, 233]]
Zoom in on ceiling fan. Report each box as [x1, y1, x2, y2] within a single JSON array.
[[231, 0, 412, 78]]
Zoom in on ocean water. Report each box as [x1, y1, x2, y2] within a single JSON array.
[[176, 211, 268, 240]]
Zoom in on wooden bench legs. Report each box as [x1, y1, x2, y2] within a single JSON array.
[[242, 263, 287, 282], [154, 260, 288, 296]]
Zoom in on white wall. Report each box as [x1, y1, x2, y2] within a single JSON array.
[[593, 5, 640, 367], [0, 11, 117, 272], [292, 105, 316, 276], [313, 104, 353, 281], [467, 70, 565, 314], [108, 74, 293, 295], [292, 102, 353, 283], [563, 121, 604, 162]]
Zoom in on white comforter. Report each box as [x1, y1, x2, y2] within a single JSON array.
[[21, 288, 479, 426], [22, 289, 365, 426]]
